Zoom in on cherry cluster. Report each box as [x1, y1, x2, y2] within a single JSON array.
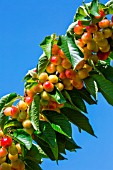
[[0, 131, 24, 170], [74, 11, 113, 62]]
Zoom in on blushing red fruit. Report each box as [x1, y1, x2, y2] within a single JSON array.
[[46, 63, 56, 74], [65, 69, 76, 79], [56, 65, 65, 73], [72, 78, 84, 90], [1, 136, 12, 148], [97, 51, 110, 60], [81, 32, 92, 44], [43, 81, 54, 92], [58, 49, 66, 59], [8, 153, 18, 161], [0, 147, 8, 158], [16, 143, 22, 154], [59, 72, 66, 80], [61, 58, 72, 69], [98, 19, 110, 28], [74, 25, 84, 35], [95, 9, 105, 19], [48, 101, 58, 110], [50, 55, 62, 65], [24, 96, 33, 105], [11, 106, 19, 118], [52, 44, 60, 55], [32, 82, 43, 93], [86, 24, 98, 33], [3, 107, 12, 116]]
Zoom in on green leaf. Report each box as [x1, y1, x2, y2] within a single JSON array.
[[13, 129, 32, 150], [84, 77, 98, 100], [79, 87, 97, 105], [0, 111, 8, 130], [34, 135, 66, 161], [61, 107, 96, 136], [40, 36, 53, 60], [43, 110, 72, 138], [37, 121, 58, 161], [29, 94, 40, 131], [56, 133, 66, 154], [25, 159, 42, 170], [92, 74, 113, 106], [0, 93, 18, 112], [59, 35, 84, 69], [108, 4, 113, 14], [96, 65, 113, 83], [66, 89, 87, 113], [4, 120, 22, 130], [26, 143, 42, 164], [65, 137, 81, 152], [90, 0, 100, 16], [49, 87, 66, 104], [37, 53, 49, 75]]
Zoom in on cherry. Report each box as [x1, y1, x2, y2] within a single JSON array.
[[98, 19, 110, 28], [78, 68, 89, 79], [0, 147, 8, 158], [24, 96, 33, 105], [43, 81, 54, 92], [74, 25, 84, 35], [22, 120, 32, 128], [55, 83, 64, 91], [97, 51, 110, 60], [1, 136, 12, 148], [48, 75, 58, 84], [59, 72, 66, 80], [18, 100, 28, 111], [50, 55, 62, 65], [3, 107, 12, 116], [11, 106, 19, 118], [38, 72, 48, 83], [61, 58, 72, 69], [52, 44, 60, 55], [46, 63, 56, 73], [41, 91, 50, 101]]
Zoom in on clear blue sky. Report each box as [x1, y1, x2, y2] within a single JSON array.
[[1, 0, 113, 170]]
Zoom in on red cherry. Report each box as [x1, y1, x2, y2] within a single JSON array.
[[78, 20, 82, 26], [97, 51, 110, 60], [1, 136, 12, 148], [24, 96, 33, 105]]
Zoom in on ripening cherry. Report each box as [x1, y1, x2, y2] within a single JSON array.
[[87, 40, 96, 51], [65, 69, 76, 79], [52, 44, 60, 55], [74, 25, 84, 35], [18, 110, 27, 121], [65, 84, 73, 90], [24, 96, 33, 106], [89, 54, 99, 64], [46, 63, 56, 74], [38, 72, 48, 83], [0, 156, 6, 164], [99, 44, 110, 52], [93, 31, 104, 42], [32, 82, 43, 93], [72, 78, 83, 90], [16, 143, 22, 154], [8, 143, 18, 155], [75, 60, 85, 70], [102, 28, 112, 38], [98, 19, 110, 28], [56, 65, 65, 73], [8, 153, 18, 161], [18, 100, 28, 111], [61, 58, 72, 69], [11, 106, 19, 119], [0, 162, 11, 170], [22, 120, 32, 129], [23, 127, 34, 135], [83, 64, 92, 72], [96, 38, 108, 48], [43, 81, 54, 92], [82, 47, 92, 60], [97, 51, 110, 60], [48, 75, 58, 84], [26, 89, 35, 98], [41, 91, 50, 101], [86, 24, 98, 33], [78, 68, 89, 79], [76, 39, 85, 48], [3, 107, 12, 116], [81, 32, 92, 44], [58, 49, 66, 59], [62, 78, 71, 88], [40, 99, 49, 106], [0, 147, 8, 158], [55, 83, 64, 91], [50, 55, 62, 65], [1, 136, 12, 148], [11, 159, 25, 170], [59, 72, 66, 80]]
